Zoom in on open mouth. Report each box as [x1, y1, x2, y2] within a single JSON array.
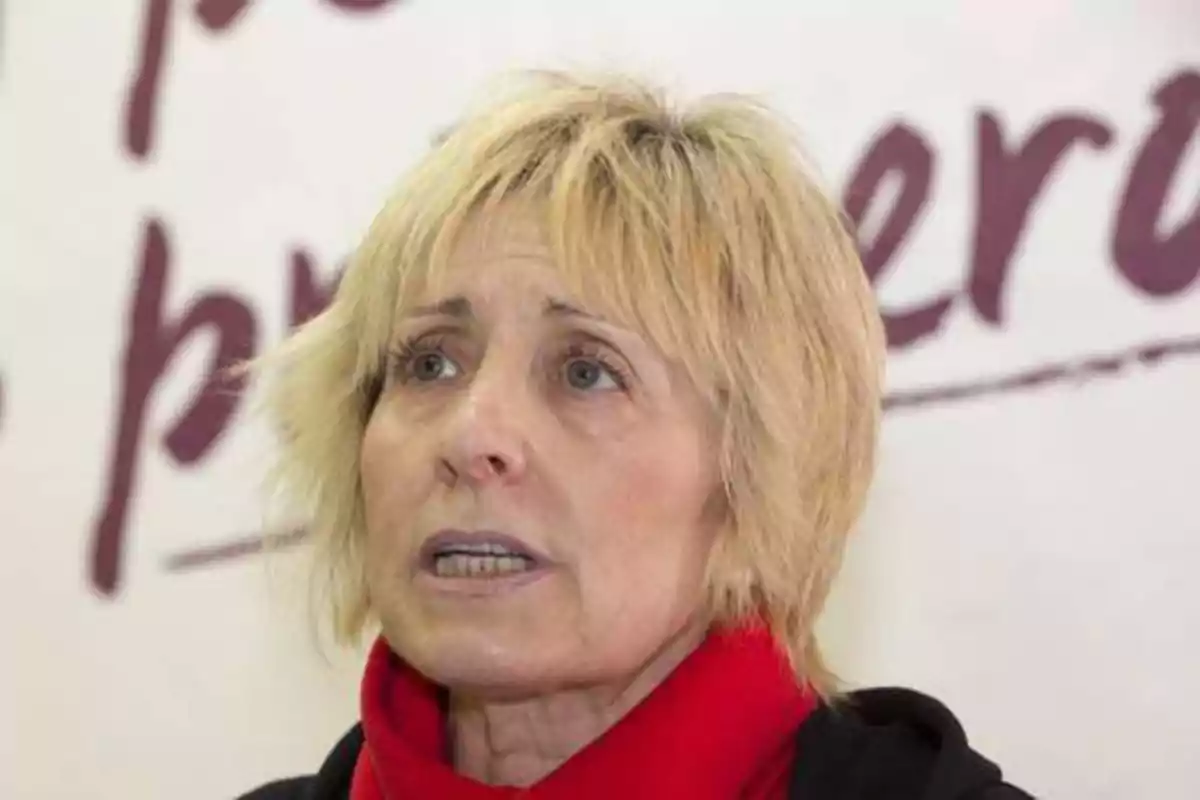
[[419, 530, 548, 581], [430, 544, 537, 578]]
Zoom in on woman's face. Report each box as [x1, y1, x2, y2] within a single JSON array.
[[360, 217, 722, 695]]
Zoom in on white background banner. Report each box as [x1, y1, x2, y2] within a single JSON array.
[[3, 2, 1199, 798]]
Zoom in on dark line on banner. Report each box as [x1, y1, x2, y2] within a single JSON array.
[[164, 527, 307, 572], [164, 330, 1200, 572], [884, 331, 1200, 411]]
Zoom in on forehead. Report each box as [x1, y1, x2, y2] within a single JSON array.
[[445, 210, 545, 265], [439, 214, 559, 292], [412, 211, 622, 325]]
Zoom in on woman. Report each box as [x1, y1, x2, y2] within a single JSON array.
[[243, 72, 1031, 799]]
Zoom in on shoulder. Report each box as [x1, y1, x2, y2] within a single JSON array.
[[237, 777, 313, 800], [237, 725, 363, 800], [790, 687, 1034, 799]]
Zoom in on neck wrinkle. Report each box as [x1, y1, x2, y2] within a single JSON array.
[[448, 618, 709, 787]]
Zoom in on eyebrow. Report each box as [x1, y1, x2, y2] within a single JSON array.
[[544, 298, 601, 321], [407, 295, 602, 322], [409, 296, 472, 318]]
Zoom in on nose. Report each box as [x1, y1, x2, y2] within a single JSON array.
[[436, 373, 530, 489]]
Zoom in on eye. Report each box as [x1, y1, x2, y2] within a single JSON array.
[[411, 352, 459, 382], [393, 336, 461, 384], [562, 349, 627, 392]]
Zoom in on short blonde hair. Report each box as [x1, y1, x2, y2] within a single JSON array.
[[261, 71, 885, 696]]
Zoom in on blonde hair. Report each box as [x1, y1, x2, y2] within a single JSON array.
[[260, 71, 885, 696]]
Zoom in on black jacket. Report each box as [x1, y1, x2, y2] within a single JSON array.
[[240, 687, 1033, 799]]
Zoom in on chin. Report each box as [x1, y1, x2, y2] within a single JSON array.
[[399, 624, 571, 697]]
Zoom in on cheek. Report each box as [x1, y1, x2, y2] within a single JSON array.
[[360, 408, 429, 568], [359, 413, 395, 521], [583, 429, 718, 573], [566, 443, 717, 663]]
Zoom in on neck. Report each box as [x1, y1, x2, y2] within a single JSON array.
[[447, 620, 708, 787]]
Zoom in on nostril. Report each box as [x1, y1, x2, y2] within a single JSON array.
[[486, 455, 507, 474]]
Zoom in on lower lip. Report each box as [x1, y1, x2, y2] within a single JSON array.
[[415, 563, 553, 596]]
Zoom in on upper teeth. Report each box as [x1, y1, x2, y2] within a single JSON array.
[[437, 542, 525, 558], [433, 553, 532, 578]]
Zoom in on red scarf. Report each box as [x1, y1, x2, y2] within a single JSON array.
[[351, 625, 815, 799]]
